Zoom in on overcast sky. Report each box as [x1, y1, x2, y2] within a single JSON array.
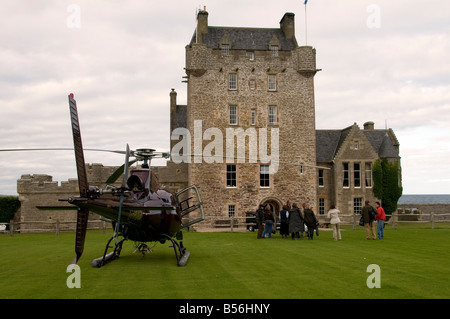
[[1, 0, 449, 195]]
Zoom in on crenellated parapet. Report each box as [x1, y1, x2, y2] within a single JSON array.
[[18, 174, 79, 194], [15, 163, 121, 231]]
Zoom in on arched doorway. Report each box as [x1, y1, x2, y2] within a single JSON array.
[[260, 197, 283, 223]]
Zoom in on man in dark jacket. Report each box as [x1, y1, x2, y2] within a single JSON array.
[[361, 200, 377, 240], [303, 204, 318, 240]]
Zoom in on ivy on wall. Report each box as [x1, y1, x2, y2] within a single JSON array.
[[372, 159, 403, 213]]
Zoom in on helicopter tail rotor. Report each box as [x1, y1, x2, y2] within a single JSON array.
[[69, 93, 90, 263]]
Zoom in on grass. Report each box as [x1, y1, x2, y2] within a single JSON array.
[[0, 224, 449, 299]]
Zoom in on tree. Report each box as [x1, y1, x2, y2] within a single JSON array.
[[0, 196, 21, 227], [372, 159, 403, 214]]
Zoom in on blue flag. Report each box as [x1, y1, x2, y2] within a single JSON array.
[[304, 0, 308, 4]]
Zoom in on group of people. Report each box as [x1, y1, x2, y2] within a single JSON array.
[[361, 200, 386, 240], [255, 199, 387, 241], [256, 201, 319, 240]]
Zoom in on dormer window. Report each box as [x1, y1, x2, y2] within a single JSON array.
[[221, 44, 230, 56], [270, 45, 279, 57]]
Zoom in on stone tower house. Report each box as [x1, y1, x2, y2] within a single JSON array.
[[173, 10, 321, 218]]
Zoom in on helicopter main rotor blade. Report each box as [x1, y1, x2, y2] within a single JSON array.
[[73, 207, 89, 264], [69, 93, 90, 264], [105, 159, 137, 185], [0, 148, 127, 154], [182, 154, 331, 170], [122, 144, 130, 188]]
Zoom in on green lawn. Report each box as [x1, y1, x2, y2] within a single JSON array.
[[1, 224, 449, 299]]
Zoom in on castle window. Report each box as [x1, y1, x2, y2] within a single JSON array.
[[226, 164, 237, 188], [260, 164, 270, 187], [268, 74, 277, 91], [246, 51, 255, 61], [229, 73, 237, 90], [343, 162, 349, 187], [228, 205, 236, 217], [221, 44, 230, 56], [354, 163, 361, 188], [319, 198, 325, 215], [365, 163, 372, 187], [354, 198, 362, 215], [249, 79, 256, 90], [229, 105, 238, 125], [270, 45, 279, 57], [318, 169, 324, 186], [268, 105, 277, 125], [251, 109, 256, 125]]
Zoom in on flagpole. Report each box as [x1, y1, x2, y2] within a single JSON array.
[[305, 2, 307, 45], [303, 0, 308, 45]]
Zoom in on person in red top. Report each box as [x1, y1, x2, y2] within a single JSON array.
[[375, 201, 386, 239]]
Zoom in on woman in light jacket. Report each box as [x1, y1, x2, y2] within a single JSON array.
[[327, 205, 342, 241]]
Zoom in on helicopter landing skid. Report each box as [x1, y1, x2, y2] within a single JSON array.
[[161, 234, 190, 267], [91, 235, 126, 268]]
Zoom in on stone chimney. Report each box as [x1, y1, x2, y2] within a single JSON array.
[[364, 121, 375, 130], [170, 88, 177, 133], [196, 8, 208, 43], [280, 12, 295, 39]]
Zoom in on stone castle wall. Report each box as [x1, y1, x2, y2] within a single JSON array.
[[16, 164, 119, 231], [397, 204, 450, 221], [185, 41, 319, 217]]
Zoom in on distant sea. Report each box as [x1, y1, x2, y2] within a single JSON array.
[[398, 194, 450, 205]]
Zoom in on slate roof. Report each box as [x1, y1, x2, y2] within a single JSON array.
[[315, 130, 342, 163], [189, 27, 297, 51], [316, 128, 400, 163], [363, 130, 400, 158]]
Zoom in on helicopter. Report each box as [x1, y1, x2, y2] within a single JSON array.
[[66, 93, 205, 267], [3, 93, 205, 267]]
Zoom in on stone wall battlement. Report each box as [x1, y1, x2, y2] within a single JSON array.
[[18, 174, 79, 194]]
